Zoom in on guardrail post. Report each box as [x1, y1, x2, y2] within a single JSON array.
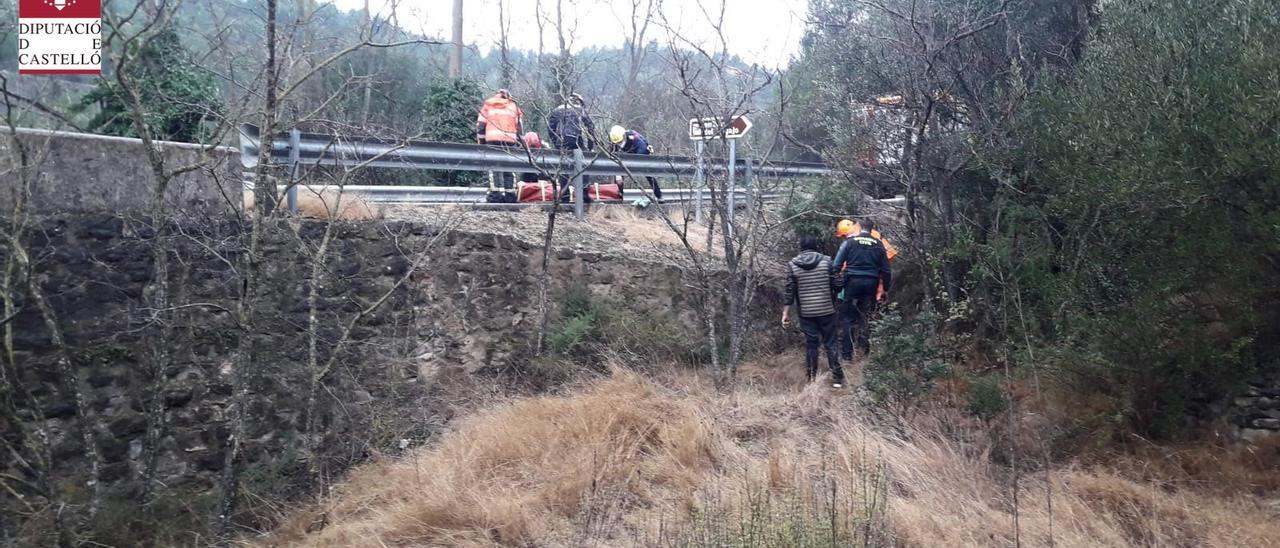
[[287, 129, 301, 214], [573, 148, 586, 220], [694, 140, 705, 223], [726, 139, 737, 240]]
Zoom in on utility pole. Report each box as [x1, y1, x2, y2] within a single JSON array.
[[449, 0, 464, 78]]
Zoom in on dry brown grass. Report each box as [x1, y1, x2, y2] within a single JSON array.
[[584, 206, 720, 252], [1108, 436, 1280, 497], [294, 190, 382, 220], [241, 189, 383, 220], [385, 203, 733, 266], [253, 357, 1280, 547]]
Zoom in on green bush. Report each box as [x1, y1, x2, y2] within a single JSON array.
[[79, 27, 222, 143], [965, 375, 1009, 420], [547, 313, 599, 354], [782, 178, 862, 243], [547, 286, 606, 355], [864, 309, 950, 415], [982, 0, 1280, 437], [420, 79, 485, 186], [545, 286, 711, 368], [606, 307, 705, 366]]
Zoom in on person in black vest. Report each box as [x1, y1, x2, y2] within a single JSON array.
[[782, 235, 845, 387], [830, 218, 893, 358], [547, 93, 594, 202]]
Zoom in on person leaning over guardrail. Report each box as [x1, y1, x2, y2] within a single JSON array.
[[477, 88, 524, 203], [782, 235, 846, 388], [609, 125, 663, 202]]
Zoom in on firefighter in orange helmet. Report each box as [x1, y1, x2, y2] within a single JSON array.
[[836, 219, 856, 239]]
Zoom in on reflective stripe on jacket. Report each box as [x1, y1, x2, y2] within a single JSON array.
[[477, 96, 523, 144], [832, 232, 893, 293], [850, 225, 897, 299]]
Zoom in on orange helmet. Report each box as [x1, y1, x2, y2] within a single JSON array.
[[836, 219, 856, 238]]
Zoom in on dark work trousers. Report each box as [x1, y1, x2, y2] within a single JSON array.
[[645, 176, 663, 200], [841, 277, 880, 358], [488, 140, 519, 192], [555, 138, 590, 202], [799, 313, 844, 383]]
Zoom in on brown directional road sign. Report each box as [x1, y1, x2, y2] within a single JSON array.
[[688, 115, 753, 141]]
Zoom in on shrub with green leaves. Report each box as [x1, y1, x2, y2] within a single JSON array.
[[980, 0, 1280, 438], [79, 27, 222, 143], [782, 178, 863, 243], [420, 79, 486, 186], [864, 309, 950, 415], [547, 286, 606, 355], [965, 375, 1009, 420]]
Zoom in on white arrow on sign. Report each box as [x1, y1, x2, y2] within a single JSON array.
[[688, 115, 753, 141]]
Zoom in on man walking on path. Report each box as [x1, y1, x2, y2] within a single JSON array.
[[782, 236, 846, 387], [831, 219, 893, 359]]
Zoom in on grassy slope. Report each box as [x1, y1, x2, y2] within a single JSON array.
[[253, 355, 1280, 547]]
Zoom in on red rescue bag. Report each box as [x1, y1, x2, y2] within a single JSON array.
[[517, 181, 556, 202], [579, 182, 622, 201]]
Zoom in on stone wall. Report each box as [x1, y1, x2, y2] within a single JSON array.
[[1, 213, 784, 541], [0, 128, 240, 216], [1232, 373, 1280, 443]]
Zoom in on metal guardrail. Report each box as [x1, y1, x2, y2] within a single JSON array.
[[239, 124, 828, 217], [286, 184, 781, 204], [239, 124, 828, 179]]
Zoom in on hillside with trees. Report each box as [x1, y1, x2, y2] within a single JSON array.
[[786, 0, 1279, 442]]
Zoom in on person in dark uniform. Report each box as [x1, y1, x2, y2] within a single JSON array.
[[830, 218, 893, 358], [547, 93, 594, 202], [608, 125, 663, 202]]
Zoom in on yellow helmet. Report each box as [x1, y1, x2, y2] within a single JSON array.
[[609, 125, 626, 144], [836, 219, 856, 238]]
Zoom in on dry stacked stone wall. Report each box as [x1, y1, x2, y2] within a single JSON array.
[[2, 213, 785, 539]]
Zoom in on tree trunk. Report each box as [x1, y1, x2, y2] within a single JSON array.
[[936, 167, 963, 306], [216, 0, 277, 540], [536, 182, 562, 354], [498, 0, 512, 88], [449, 0, 464, 78], [361, 0, 373, 124], [22, 250, 103, 524]]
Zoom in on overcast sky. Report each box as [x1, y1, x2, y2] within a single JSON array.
[[329, 0, 810, 68]]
